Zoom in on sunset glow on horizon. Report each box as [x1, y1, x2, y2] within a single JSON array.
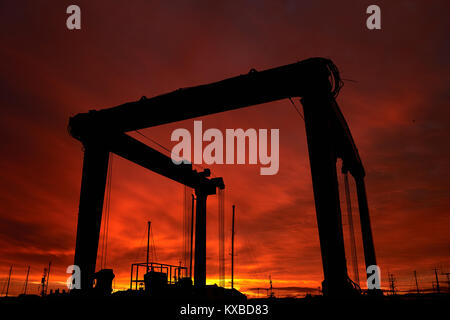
[[1, 1, 449, 297]]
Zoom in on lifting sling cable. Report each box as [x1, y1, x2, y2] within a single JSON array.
[[182, 186, 193, 267], [218, 188, 225, 287], [343, 171, 360, 286], [100, 153, 113, 269]]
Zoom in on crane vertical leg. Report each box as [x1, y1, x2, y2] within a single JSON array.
[[194, 191, 207, 288], [74, 144, 109, 291], [354, 175, 380, 293], [301, 94, 352, 296]]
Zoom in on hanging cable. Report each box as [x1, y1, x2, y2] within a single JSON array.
[[323, 58, 344, 97], [182, 186, 193, 267], [182, 186, 187, 267], [99, 153, 113, 269], [134, 130, 214, 176], [135, 130, 172, 155], [288, 98, 305, 121], [133, 224, 149, 263], [343, 171, 360, 286], [218, 188, 225, 287], [104, 154, 113, 268]]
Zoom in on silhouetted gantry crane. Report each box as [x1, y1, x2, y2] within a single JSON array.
[[69, 57, 379, 296]]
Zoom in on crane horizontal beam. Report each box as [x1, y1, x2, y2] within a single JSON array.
[[68, 58, 331, 134], [68, 57, 363, 176], [105, 133, 223, 194]]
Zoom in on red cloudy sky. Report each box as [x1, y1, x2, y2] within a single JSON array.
[[1, 1, 449, 296]]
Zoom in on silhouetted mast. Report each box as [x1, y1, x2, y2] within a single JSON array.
[[23, 266, 30, 295], [231, 204, 235, 289], [5, 265, 12, 297], [434, 268, 440, 293], [40, 267, 47, 297], [388, 272, 396, 295], [45, 261, 51, 295], [413, 270, 420, 294], [268, 275, 274, 298]]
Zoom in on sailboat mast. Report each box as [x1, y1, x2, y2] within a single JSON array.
[[45, 261, 51, 295], [5, 265, 12, 297], [23, 266, 30, 294]]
